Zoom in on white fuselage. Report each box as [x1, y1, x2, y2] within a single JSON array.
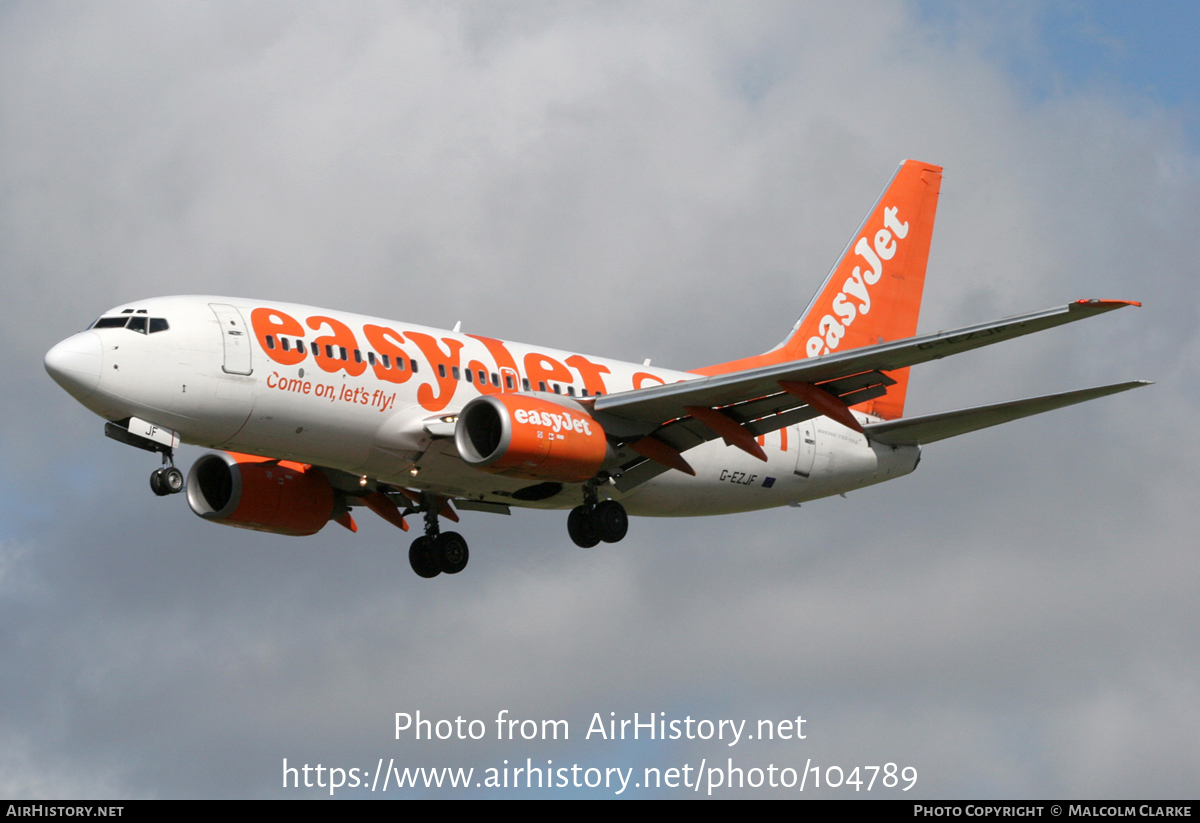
[[48, 296, 920, 516]]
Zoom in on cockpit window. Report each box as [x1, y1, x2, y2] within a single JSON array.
[[148, 318, 169, 333], [127, 316, 149, 334], [93, 317, 129, 329]]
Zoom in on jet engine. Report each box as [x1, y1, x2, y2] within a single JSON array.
[[186, 451, 336, 536], [455, 395, 610, 483]]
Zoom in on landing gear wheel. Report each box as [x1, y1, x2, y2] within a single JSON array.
[[594, 500, 628, 543], [149, 468, 170, 497], [433, 532, 469, 574], [162, 466, 184, 494], [150, 463, 184, 497], [568, 505, 601, 548], [408, 536, 441, 578]]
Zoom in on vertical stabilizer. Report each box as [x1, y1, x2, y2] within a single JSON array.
[[696, 160, 942, 419]]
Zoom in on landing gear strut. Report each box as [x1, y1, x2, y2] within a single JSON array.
[[149, 451, 184, 497], [407, 494, 469, 578], [568, 482, 628, 548]]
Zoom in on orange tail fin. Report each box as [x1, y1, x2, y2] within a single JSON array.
[[696, 159, 942, 419]]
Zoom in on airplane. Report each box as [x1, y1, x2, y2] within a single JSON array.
[[44, 160, 1148, 579]]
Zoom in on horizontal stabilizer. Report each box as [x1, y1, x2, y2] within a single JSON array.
[[864, 381, 1151, 446]]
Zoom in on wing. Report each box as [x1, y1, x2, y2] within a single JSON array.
[[591, 299, 1141, 491]]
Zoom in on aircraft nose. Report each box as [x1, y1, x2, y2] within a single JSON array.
[[45, 331, 103, 400]]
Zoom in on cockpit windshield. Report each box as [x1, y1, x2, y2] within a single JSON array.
[[89, 316, 170, 333]]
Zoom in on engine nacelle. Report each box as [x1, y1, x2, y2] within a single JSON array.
[[186, 451, 336, 536], [455, 394, 609, 483]]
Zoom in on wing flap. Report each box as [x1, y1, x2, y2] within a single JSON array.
[[863, 381, 1151, 446], [609, 378, 890, 492]]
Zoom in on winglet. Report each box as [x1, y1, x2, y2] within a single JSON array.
[[1074, 299, 1141, 308]]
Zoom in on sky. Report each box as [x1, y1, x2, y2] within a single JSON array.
[[1, 0, 1198, 799]]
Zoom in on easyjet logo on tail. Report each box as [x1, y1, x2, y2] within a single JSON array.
[[806, 206, 909, 358], [693, 159, 940, 419]]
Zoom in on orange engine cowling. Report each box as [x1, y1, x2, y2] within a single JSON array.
[[455, 394, 609, 483], [186, 451, 336, 536]]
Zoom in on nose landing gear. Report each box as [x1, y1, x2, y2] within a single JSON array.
[[407, 495, 469, 578], [150, 464, 185, 496], [149, 453, 184, 497], [104, 419, 185, 497]]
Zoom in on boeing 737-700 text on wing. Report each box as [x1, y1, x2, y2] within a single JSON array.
[[44, 161, 1148, 578]]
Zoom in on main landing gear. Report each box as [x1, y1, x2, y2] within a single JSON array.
[[408, 495, 469, 578], [149, 452, 184, 497], [568, 483, 628, 548]]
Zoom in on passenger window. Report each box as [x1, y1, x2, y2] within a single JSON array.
[[478, 370, 486, 384], [281, 337, 290, 351], [538, 381, 546, 392], [438, 364, 446, 378], [464, 369, 474, 383], [339, 347, 348, 361], [354, 349, 362, 363], [523, 378, 530, 391], [452, 366, 460, 380], [126, 316, 148, 334], [410, 359, 418, 373], [325, 344, 334, 358], [368, 352, 376, 366], [491, 373, 499, 387], [381, 354, 391, 369], [581, 389, 589, 397], [506, 375, 514, 390], [149, 318, 169, 333]]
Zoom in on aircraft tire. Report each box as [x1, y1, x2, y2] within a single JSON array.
[[408, 536, 441, 578], [163, 466, 185, 494], [594, 500, 628, 543], [567, 506, 601, 549], [434, 532, 469, 575], [149, 468, 170, 497]]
